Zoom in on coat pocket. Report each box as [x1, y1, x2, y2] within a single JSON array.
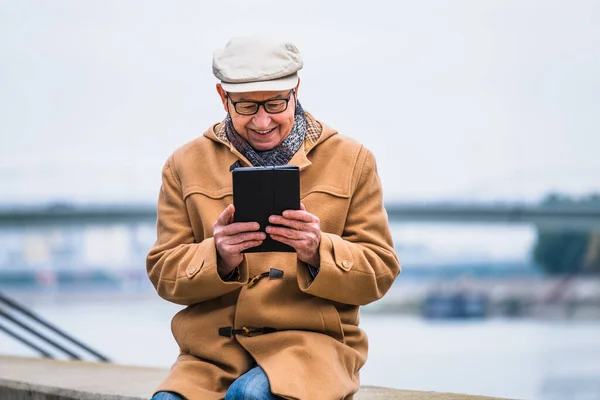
[[301, 186, 351, 236], [315, 299, 345, 343], [183, 185, 233, 200], [171, 308, 189, 353], [301, 184, 350, 200], [182, 186, 233, 242]]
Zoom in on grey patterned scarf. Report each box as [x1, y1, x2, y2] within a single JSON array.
[[225, 100, 307, 167]]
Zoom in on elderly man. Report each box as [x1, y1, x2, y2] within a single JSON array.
[[147, 36, 400, 400]]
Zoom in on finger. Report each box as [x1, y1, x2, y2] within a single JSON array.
[[268, 235, 314, 257], [227, 240, 264, 254], [215, 204, 235, 226], [267, 216, 306, 230], [300, 203, 306, 211], [268, 234, 298, 249], [228, 205, 235, 224], [222, 221, 262, 236], [226, 231, 266, 245], [266, 226, 302, 240], [281, 209, 316, 222]]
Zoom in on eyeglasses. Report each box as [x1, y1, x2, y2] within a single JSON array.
[[226, 89, 295, 116]]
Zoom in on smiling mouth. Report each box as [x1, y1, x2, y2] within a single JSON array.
[[251, 127, 276, 135]]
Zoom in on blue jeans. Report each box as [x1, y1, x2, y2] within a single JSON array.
[[151, 365, 283, 400], [151, 392, 185, 400]]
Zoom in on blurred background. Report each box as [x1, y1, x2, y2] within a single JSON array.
[[1, 1, 599, 399]]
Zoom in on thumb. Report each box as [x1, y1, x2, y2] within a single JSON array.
[[216, 204, 235, 226]]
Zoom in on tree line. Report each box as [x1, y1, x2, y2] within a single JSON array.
[[533, 193, 600, 275]]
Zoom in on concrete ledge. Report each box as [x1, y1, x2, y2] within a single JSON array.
[[0, 356, 516, 400]]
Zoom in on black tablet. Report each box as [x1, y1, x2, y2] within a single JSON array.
[[232, 165, 301, 253]]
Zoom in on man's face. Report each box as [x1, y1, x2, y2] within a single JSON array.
[[217, 85, 298, 151]]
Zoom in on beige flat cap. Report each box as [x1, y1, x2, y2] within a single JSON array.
[[213, 35, 303, 93]]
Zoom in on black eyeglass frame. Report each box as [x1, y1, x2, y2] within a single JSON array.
[[226, 89, 295, 116]]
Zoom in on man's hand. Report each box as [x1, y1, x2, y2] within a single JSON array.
[[213, 204, 265, 275], [266, 203, 321, 266]]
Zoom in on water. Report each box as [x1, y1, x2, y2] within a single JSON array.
[[1, 290, 599, 400]]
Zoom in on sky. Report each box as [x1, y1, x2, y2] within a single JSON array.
[[1, 0, 599, 205]]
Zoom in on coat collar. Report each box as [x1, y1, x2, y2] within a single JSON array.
[[203, 112, 338, 171]]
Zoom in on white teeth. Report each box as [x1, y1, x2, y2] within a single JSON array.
[[254, 128, 275, 134]]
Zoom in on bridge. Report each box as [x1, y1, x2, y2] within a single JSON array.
[[0, 202, 599, 230]]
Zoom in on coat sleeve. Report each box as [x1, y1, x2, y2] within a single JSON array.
[[146, 155, 249, 305], [297, 147, 400, 305]]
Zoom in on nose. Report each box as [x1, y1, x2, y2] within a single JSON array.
[[251, 107, 272, 130]]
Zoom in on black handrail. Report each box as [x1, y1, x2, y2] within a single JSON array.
[[0, 322, 53, 358], [0, 309, 82, 360], [0, 292, 111, 362]]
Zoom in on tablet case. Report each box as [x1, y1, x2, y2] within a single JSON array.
[[232, 165, 300, 253]]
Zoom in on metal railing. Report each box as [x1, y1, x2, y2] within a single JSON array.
[[0, 292, 111, 362]]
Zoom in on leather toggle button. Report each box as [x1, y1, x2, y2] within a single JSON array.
[[268, 268, 284, 279], [248, 268, 284, 288], [218, 327, 233, 338]]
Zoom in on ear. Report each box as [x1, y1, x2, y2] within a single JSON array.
[[216, 84, 229, 112]]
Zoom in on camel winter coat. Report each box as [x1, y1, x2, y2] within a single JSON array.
[[146, 114, 400, 400]]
